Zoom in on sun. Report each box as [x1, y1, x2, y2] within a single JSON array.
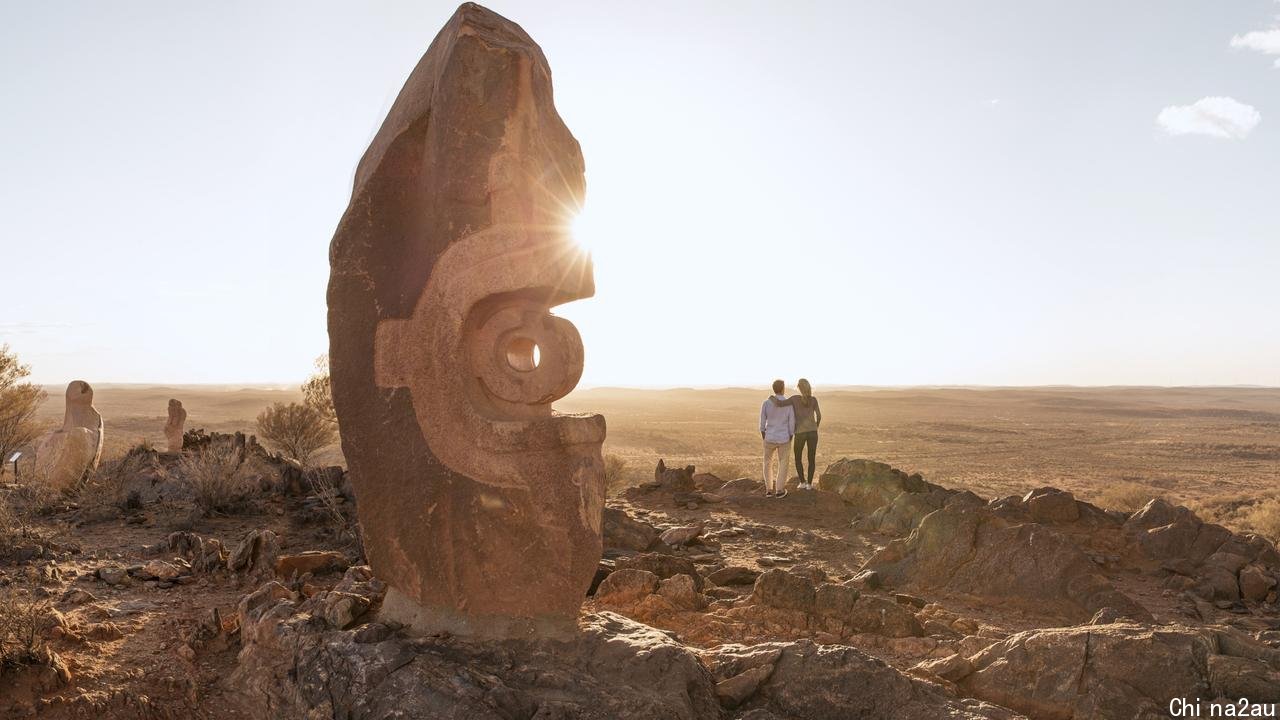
[[569, 209, 594, 252]]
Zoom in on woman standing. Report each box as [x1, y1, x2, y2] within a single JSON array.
[[773, 379, 822, 489]]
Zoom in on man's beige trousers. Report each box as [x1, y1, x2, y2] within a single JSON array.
[[762, 439, 790, 492]]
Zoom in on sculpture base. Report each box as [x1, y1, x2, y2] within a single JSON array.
[[377, 587, 577, 641]]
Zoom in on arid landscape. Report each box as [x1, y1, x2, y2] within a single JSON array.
[[3, 383, 1279, 718], [28, 383, 1279, 535], [5, 0, 1279, 717]]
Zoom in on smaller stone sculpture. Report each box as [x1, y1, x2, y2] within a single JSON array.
[[164, 399, 187, 453], [35, 380, 104, 493]]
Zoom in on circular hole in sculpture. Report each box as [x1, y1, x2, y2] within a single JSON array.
[[506, 337, 541, 372]]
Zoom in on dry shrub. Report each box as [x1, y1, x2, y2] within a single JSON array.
[[0, 344, 46, 470], [1094, 482, 1163, 513], [256, 402, 337, 467], [703, 461, 750, 482], [603, 454, 628, 492], [172, 445, 257, 516], [1241, 499, 1280, 543], [304, 468, 357, 548], [0, 592, 53, 669]]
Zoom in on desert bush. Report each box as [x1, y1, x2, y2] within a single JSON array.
[[302, 355, 336, 424], [256, 402, 336, 467], [1241, 499, 1280, 543], [0, 344, 46, 472], [171, 445, 257, 516], [1094, 482, 1162, 513], [703, 461, 750, 482], [0, 592, 53, 669], [603, 454, 628, 492]]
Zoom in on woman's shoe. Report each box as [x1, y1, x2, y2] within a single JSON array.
[[775, 489, 788, 499], [765, 490, 775, 498]]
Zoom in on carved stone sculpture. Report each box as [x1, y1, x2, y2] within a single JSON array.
[[35, 380, 104, 493], [164, 398, 187, 453], [326, 3, 604, 638]]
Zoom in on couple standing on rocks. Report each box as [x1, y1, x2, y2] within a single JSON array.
[[759, 378, 822, 498]]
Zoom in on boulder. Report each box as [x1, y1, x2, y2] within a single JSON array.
[[708, 566, 760, 587], [227, 529, 280, 580], [614, 553, 704, 590], [33, 381, 104, 493], [275, 551, 349, 578], [657, 574, 704, 610], [659, 523, 704, 547], [864, 503, 1152, 623], [232, 589, 722, 720], [846, 595, 924, 638], [603, 507, 658, 552], [752, 569, 816, 614], [594, 569, 660, 606], [1207, 655, 1280, 702], [817, 459, 937, 514], [727, 640, 1018, 719], [958, 623, 1280, 719], [654, 460, 696, 492], [326, 0, 604, 638], [1238, 564, 1277, 602], [1021, 487, 1079, 523]]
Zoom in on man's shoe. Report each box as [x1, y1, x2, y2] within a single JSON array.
[[765, 491, 775, 498], [775, 489, 788, 499]]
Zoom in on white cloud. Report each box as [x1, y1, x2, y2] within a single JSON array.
[[1230, 28, 1280, 56], [1156, 97, 1261, 140]]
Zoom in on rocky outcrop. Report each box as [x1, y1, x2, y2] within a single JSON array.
[[818, 458, 943, 514], [603, 506, 659, 552], [1124, 498, 1280, 604], [938, 623, 1280, 719], [232, 566, 722, 719], [864, 503, 1152, 623], [709, 641, 1021, 719]]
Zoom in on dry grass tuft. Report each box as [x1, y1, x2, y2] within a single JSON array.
[[171, 445, 258, 516], [603, 454, 628, 493], [1241, 499, 1280, 543], [0, 592, 53, 669], [1093, 482, 1164, 513]]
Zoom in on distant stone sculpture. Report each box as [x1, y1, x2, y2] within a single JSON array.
[[35, 380, 104, 493], [327, 3, 604, 638], [164, 398, 187, 453]]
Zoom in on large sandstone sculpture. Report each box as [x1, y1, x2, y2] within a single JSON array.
[[34, 380, 104, 493], [164, 398, 187, 453], [326, 3, 603, 638]]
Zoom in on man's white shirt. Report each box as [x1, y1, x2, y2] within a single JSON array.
[[759, 394, 795, 443]]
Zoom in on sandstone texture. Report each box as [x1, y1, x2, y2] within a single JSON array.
[[325, 2, 603, 637], [163, 399, 186, 453], [34, 381, 104, 493]]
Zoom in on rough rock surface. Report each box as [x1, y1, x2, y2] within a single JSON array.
[[326, 2, 603, 636], [163, 398, 186, 453], [231, 567, 722, 719], [34, 380, 104, 492], [710, 641, 1020, 719], [603, 506, 658, 552], [952, 623, 1280, 719], [864, 502, 1153, 623]]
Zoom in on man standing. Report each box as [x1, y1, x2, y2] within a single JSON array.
[[759, 379, 795, 498]]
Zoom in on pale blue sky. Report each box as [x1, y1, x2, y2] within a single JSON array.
[[2, 1, 1277, 386]]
